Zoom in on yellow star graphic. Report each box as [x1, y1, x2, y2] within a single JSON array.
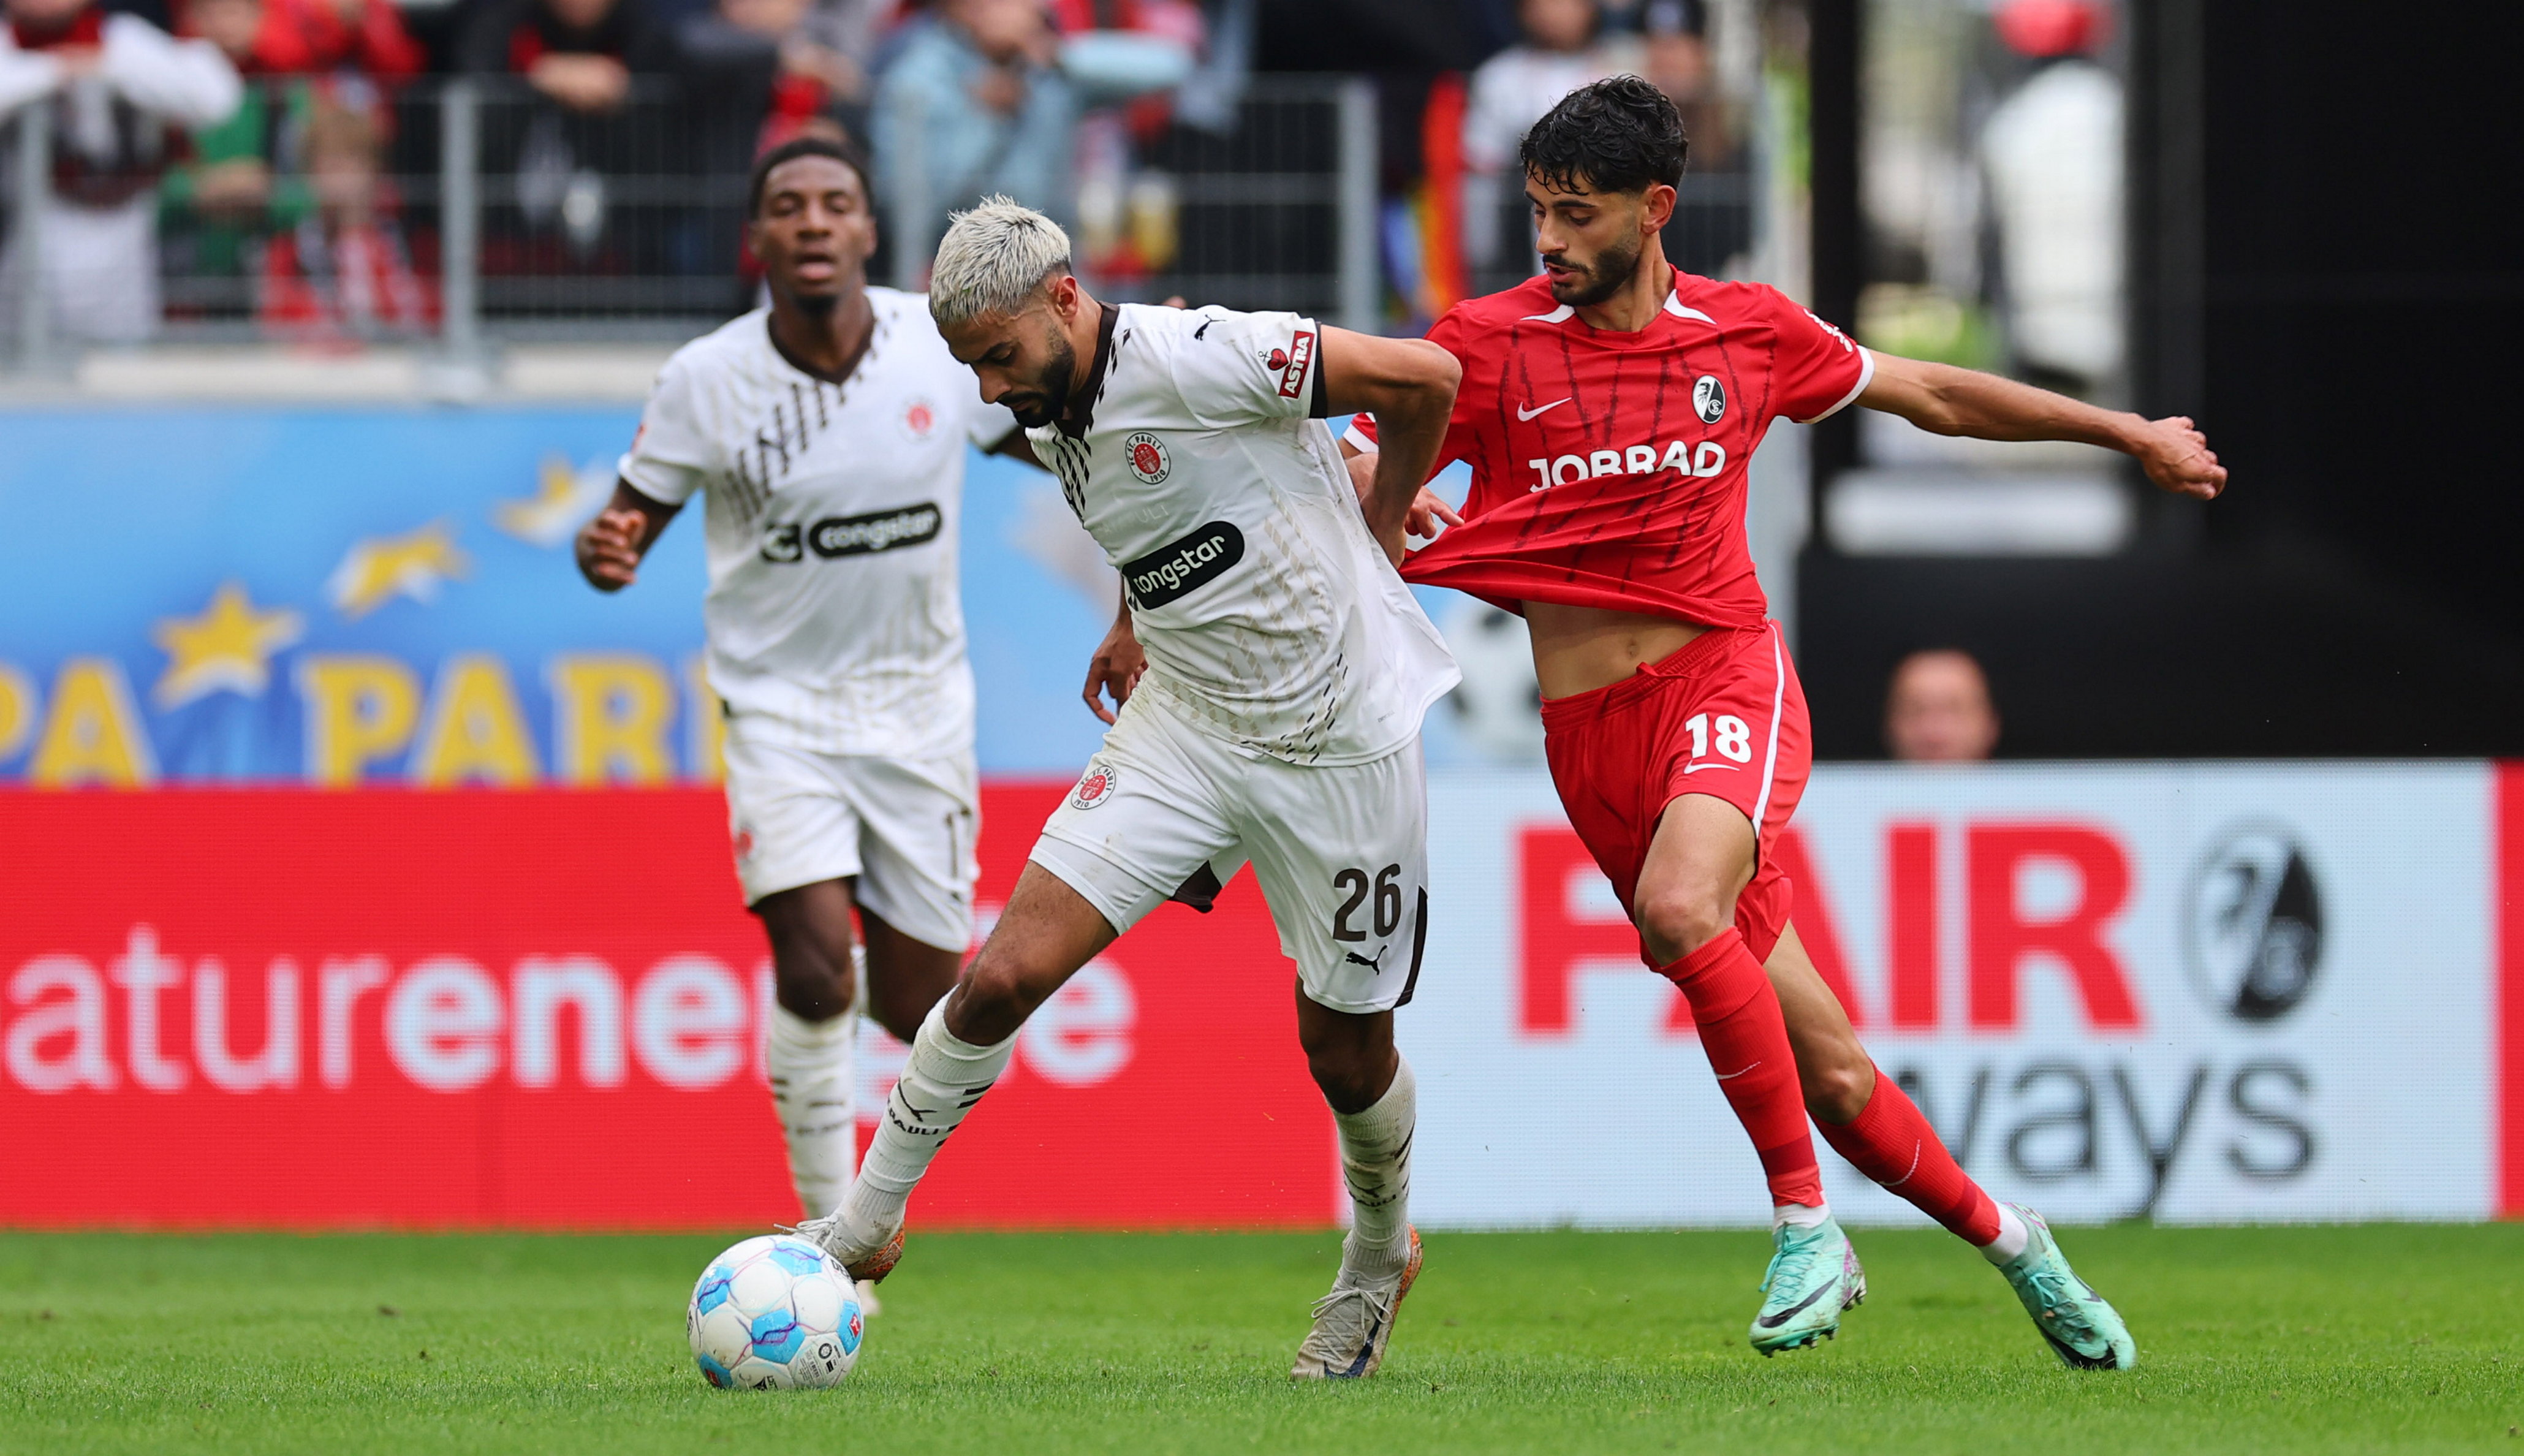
[[151, 582, 306, 708], [493, 454, 613, 547], [328, 521, 469, 619]]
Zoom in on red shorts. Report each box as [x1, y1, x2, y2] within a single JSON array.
[[1538, 621, 1811, 968]]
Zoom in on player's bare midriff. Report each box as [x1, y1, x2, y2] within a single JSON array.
[[1524, 600, 1710, 700]]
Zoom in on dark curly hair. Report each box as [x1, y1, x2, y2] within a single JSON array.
[[748, 134, 876, 220], [1518, 75, 1690, 196]]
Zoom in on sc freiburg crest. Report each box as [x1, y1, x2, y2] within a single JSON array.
[[1693, 374, 1727, 425]]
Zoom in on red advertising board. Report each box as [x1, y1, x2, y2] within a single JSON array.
[[0, 787, 1335, 1230]]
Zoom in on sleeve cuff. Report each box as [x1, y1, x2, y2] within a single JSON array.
[[616, 460, 697, 507], [1794, 347, 1875, 425], [1341, 420, 1379, 453]]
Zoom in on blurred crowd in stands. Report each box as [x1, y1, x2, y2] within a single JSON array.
[[0, 0, 1761, 344]]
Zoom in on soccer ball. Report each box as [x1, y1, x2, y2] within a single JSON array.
[[687, 1234, 865, 1389]]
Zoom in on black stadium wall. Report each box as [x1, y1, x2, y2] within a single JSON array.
[[1794, 0, 2524, 760]]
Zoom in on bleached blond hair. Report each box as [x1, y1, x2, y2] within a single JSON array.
[[928, 197, 1074, 328]]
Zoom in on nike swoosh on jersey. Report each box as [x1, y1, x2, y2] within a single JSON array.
[[1680, 761, 1734, 773], [1516, 398, 1571, 422]]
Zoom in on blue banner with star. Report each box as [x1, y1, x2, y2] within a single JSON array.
[[0, 405, 1140, 785]]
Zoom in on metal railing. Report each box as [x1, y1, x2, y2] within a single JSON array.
[[1, 73, 1385, 365]]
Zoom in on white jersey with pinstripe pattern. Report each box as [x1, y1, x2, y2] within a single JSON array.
[[619, 291, 1016, 756], [1028, 302, 1458, 766]]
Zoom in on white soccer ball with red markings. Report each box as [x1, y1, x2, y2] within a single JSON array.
[[687, 1235, 865, 1389]]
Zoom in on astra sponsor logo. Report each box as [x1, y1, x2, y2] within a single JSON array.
[[1121, 520, 1245, 610], [1527, 439, 1728, 491], [1275, 330, 1316, 400], [759, 504, 942, 564]]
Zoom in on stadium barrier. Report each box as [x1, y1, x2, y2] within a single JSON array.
[[2, 75, 1387, 361], [2, 764, 2518, 1230]]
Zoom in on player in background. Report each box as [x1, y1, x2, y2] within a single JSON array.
[[1345, 77, 2223, 1367], [575, 137, 1033, 1271], [802, 199, 1465, 1382]]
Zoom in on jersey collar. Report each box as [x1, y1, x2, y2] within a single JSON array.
[[1055, 301, 1123, 441]]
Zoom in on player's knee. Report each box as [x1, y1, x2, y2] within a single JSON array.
[[1304, 1045, 1390, 1116], [768, 935, 855, 1022], [1804, 1058, 1875, 1125], [944, 948, 1044, 1045], [1634, 885, 1730, 964]]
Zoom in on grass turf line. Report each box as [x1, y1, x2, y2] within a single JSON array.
[[2, 1224, 2519, 1455]]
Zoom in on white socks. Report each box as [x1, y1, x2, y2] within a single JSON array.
[[1980, 1204, 2032, 1265], [767, 994, 858, 1221], [1335, 1057, 1417, 1278], [1772, 1201, 1833, 1230], [834, 998, 1017, 1252]]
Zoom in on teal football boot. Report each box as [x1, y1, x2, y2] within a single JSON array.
[[1998, 1204, 2137, 1370], [1749, 1215, 1865, 1355]]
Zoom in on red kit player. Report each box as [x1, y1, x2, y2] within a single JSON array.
[[1348, 77, 2224, 1365]]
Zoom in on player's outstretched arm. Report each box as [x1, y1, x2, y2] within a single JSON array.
[[574, 481, 681, 592], [1319, 328, 1463, 562], [1858, 352, 2227, 501], [1080, 593, 1146, 725]]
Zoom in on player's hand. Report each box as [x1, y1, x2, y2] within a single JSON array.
[[1406, 485, 1463, 539], [1081, 612, 1147, 724], [2132, 415, 2227, 500], [575, 507, 646, 591], [1348, 448, 1460, 547]]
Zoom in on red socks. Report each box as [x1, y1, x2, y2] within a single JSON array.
[[1659, 929, 1824, 1208], [1813, 1065, 2002, 1246]]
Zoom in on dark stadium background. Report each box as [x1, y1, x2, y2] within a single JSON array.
[[1798, 0, 2524, 760]]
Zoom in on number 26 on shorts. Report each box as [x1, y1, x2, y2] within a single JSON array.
[[1683, 713, 1753, 767], [1331, 863, 1404, 942]]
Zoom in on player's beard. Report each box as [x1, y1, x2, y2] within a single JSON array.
[[999, 322, 1078, 430], [1544, 232, 1646, 309]]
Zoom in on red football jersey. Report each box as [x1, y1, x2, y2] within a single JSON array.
[[1359, 273, 1871, 628]]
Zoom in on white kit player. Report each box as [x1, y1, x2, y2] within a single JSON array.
[[800, 199, 1466, 1381], [575, 137, 1029, 1251]]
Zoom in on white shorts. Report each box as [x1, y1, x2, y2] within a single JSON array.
[[1029, 699, 1428, 1014], [722, 728, 979, 953]]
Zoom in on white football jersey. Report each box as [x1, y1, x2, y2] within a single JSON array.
[[620, 290, 1016, 757], [1029, 303, 1459, 765]]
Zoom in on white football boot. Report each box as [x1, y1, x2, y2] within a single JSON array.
[[1290, 1227, 1423, 1380]]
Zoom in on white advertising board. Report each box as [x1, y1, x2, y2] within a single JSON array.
[[1405, 763, 2500, 1227]]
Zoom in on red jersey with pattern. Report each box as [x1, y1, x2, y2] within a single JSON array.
[[1363, 273, 1871, 628]]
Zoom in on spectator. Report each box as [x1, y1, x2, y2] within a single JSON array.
[[1884, 649, 2000, 762], [204, 0, 422, 77], [459, 0, 673, 115], [255, 83, 433, 336], [678, 0, 865, 158], [1458, 0, 1636, 272], [1979, 0, 2121, 392], [460, 0, 674, 256], [0, 0, 241, 342], [1639, 0, 1747, 276], [871, 0, 1077, 284]]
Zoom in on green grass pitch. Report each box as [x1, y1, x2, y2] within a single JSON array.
[[3, 1224, 2520, 1454]]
